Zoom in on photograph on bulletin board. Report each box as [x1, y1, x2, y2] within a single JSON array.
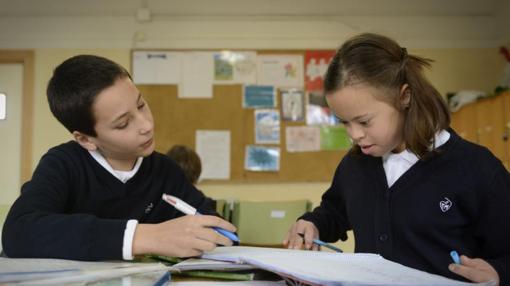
[[281, 88, 305, 122], [245, 145, 280, 172]]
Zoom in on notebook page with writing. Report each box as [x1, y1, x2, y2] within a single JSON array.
[[202, 247, 494, 286]]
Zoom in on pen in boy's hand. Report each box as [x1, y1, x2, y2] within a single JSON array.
[[450, 250, 460, 264], [161, 193, 239, 242], [298, 233, 343, 253]]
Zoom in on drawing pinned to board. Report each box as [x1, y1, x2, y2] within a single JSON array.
[[213, 51, 257, 84], [286, 126, 321, 152], [243, 85, 276, 108], [255, 109, 280, 144], [245, 145, 280, 172], [179, 52, 214, 98], [256, 55, 304, 87], [304, 50, 335, 92], [280, 89, 305, 122]]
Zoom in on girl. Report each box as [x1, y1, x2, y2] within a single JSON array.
[[284, 33, 509, 285]]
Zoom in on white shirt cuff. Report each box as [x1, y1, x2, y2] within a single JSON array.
[[122, 219, 138, 260]]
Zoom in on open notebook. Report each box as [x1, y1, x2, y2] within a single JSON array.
[[202, 246, 495, 286]]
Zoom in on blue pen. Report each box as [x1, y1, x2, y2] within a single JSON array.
[[162, 194, 239, 242], [450, 250, 460, 264], [298, 233, 343, 252]]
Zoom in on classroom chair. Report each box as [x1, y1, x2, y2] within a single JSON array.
[[231, 199, 311, 247]]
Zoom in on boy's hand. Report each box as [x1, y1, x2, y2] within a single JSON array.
[[282, 219, 319, 250], [448, 255, 499, 285], [132, 215, 236, 257]]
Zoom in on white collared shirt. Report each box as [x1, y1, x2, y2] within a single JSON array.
[[88, 150, 142, 260], [382, 130, 450, 188]]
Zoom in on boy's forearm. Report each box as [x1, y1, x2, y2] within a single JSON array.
[[132, 223, 157, 256]]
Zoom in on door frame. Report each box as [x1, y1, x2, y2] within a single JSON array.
[[0, 50, 34, 185]]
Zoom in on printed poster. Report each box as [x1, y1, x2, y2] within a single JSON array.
[[243, 85, 276, 108], [256, 55, 304, 87], [304, 50, 335, 92]]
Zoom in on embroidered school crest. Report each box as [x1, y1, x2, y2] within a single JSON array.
[[439, 197, 452, 212]]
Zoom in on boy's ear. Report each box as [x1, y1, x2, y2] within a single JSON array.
[[72, 131, 98, 151], [399, 84, 411, 108]]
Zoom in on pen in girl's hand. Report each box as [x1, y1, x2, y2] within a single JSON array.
[[298, 233, 343, 252]]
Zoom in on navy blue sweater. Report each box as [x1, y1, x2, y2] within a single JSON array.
[[301, 130, 510, 284], [2, 141, 216, 260]]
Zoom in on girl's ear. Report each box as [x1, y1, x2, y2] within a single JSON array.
[[399, 84, 411, 108], [73, 131, 98, 151]]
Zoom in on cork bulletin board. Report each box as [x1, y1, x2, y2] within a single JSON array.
[[134, 50, 348, 182]]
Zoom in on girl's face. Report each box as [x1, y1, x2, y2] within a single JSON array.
[[326, 84, 406, 157]]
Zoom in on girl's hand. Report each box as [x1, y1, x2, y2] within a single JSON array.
[[282, 219, 320, 250], [449, 255, 499, 285]]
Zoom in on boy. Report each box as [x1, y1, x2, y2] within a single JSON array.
[[1, 55, 236, 261]]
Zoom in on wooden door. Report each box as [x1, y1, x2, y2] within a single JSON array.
[[450, 102, 478, 143]]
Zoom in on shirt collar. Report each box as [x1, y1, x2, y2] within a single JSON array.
[[88, 150, 143, 183]]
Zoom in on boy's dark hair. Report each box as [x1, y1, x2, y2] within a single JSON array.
[[166, 145, 202, 184], [47, 55, 131, 136], [324, 33, 450, 158]]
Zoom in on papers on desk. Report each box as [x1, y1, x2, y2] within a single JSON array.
[[172, 258, 256, 271], [202, 246, 493, 286], [0, 257, 171, 285]]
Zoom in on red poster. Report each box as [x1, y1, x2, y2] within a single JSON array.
[[304, 50, 335, 92]]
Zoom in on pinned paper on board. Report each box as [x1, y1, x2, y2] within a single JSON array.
[[304, 50, 335, 92], [256, 55, 303, 87], [196, 130, 231, 180], [255, 109, 280, 144], [0, 93, 6, 120], [179, 52, 214, 98], [286, 126, 321, 152], [243, 85, 276, 109], [245, 145, 280, 172], [132, 51, 182, 84], [213, 51, 257, 84], [280, 89, 305, 122], [320, 125, 352, 150]]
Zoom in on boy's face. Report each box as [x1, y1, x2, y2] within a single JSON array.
[[77, 77, 155, 170], [326, 84, 406, 157]]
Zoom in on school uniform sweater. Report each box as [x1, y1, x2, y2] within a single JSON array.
[[300, 130, 510, 283], [2, 141, 216, 261]]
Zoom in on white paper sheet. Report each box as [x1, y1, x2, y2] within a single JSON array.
[[196, 130, 231, 180], [202, 247, 493, 286], [213, 51, 257, 84], [0, 257, 170, 284], [179, 52, 214, 98], [256, 55, 304, 87], [132, 51, 182, 84], [285, 126, 320, 152]]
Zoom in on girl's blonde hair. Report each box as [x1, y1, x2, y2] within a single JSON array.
[[324, 33, 450, 158]]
